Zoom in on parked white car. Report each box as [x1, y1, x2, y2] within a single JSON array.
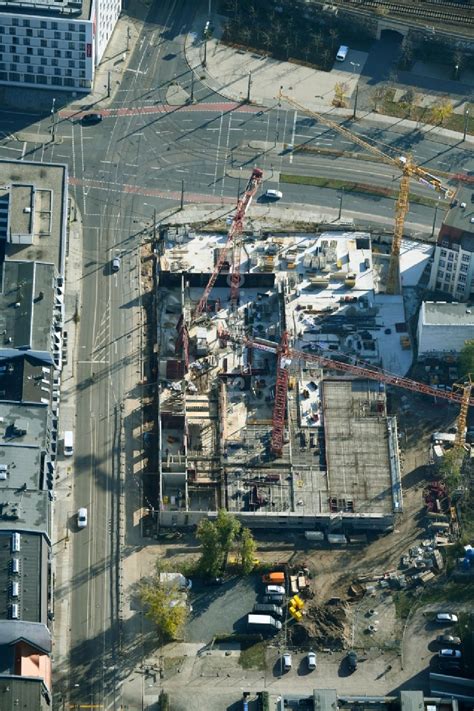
[[77, 508, 88, 528]]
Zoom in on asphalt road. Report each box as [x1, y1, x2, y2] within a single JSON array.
[[0, 0, 473, 707]]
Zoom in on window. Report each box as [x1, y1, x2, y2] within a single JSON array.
[[69, 23, 75, 31], [0, 63, 4, 71], [54, 31, 61, 39], [9, 47, 16, 54], [23, 56, 30, 64], [41, 40, 47, 47], [79, 61, 85, 69], [437, 268, 444, 278], [436, 280, 442, 289], [0, 71, 7, 80], [40, 21, 47, 29], [54, 50, 61, 57], [0, 28, 4, 35], [462, 254, 470, 263], [38, 66, 44, 74], [27, 48, 33, 56], [64, 77, 75, 86], [80, 24, 86, 32], [51, 76, 62, 85], [65, 51, 72, 58], [23, 38, 31, 46], [446, 263, 453, 271], [439, 260, 446, 268], [448, 253, 454, 261], [458, 274, 467, 283], [51, 59, 58, 67], [66, 68, 73, 76], [26, 29, 32, 37], [68, 42, 75, 50], [65, 32, 72, 40], [9, 28, 14, 35], [12, 18, 18, 26], [9, 72, 20, 82], [9, 63, 16, 71], [12, 37, 19, 45], [41, 58, 47, 65], [52, 41, 58, 48], [23, 19, 30, 27], [54, 67, 61, 76], [38, 49, 44, 56], [25, 73, 35, 82], [36, 74, 47, 84], [460, 264, 468, 273], [51, 22, 58, 30]]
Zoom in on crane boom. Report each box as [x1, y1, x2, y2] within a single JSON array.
[[194, 168, 263, 316], [220, 331, 474, 407], [278, 91, 453, 295]]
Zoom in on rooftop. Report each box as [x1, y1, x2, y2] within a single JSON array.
[[421, 300, 474, 327], [0, 0, 91, 20], [0, 261, 56, 360], [0, 401, 52, 535], [0, 355, 54, 404], [322, 378, 401, 516], [438, 186, 474, 243], [0, 160, 67, 276], [0, 532, 49, 623], [0, 675, 50, 711]]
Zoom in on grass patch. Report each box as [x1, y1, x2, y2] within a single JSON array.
[[393, 591, 414, 620], [280, 172, 439, 207], [379, 99, 474, 137], [239, 640, 267, 670], [162, 656, 185, 671], [418, 580, 474, 607]]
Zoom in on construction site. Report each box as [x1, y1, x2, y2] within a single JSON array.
[[153, 100, 474, 538]]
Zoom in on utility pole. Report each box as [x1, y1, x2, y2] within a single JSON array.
[[126, 26, 131, 52], [203, 38, 207, 68], [338, 188, 344, 221], [352, 83, 359, 120], [463, 106, 470, 141], [107, 70, 111, 98], [431, 201, 439, 238], [246, 72, 252, 103], [190, 69, 195, 103], [180, 180, 184, 210], [50, 98, 56, 143], [153, 208, 156, 242]]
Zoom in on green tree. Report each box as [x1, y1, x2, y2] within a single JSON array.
[[429, 97, 453, 126], [139, 582, 188, 641], [216, 508, 241, 558], [239, 527, 257, 574], [333, 81, 349, 108], [438, 447, 463, 491], [458, 341, 474, 380], [196, 518, 224, 577]]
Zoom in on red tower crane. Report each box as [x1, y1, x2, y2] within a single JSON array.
[[218, 331, 474, 456], [194, 167, 263, 317]]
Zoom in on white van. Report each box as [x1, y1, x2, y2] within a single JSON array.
[[64, 431, 74, 457], [336, 45, 349, 62]]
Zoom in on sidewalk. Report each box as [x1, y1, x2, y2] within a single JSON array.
[[51, 196, 84, 705], [184, 11, 473, 146]]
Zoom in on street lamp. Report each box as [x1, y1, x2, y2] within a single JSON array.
[[350, 62, 360, 120], [431, 200, 440, 238], [463, 106, 470, 141], [338, 188, 344, 221]]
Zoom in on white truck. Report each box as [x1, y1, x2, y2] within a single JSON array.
[[158, 573, 192, 590], [247, 614, 282, 632]]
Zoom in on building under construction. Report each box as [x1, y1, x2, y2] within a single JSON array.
[[156, 216, 407, 535]]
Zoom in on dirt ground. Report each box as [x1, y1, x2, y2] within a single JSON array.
[[153, 390, 458, 653]]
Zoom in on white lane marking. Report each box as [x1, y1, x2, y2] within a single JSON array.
[[21, 142, 27, 159]]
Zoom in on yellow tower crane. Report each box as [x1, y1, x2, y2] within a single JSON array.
[[278, 91, 454, 294]]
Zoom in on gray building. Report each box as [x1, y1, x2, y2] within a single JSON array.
[[417, 301, 474, 358]]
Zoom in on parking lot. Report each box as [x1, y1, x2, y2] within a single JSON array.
[[186, 574, 260, 642]]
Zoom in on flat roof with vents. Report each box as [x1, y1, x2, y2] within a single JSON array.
[[0, 0, 90, 19]]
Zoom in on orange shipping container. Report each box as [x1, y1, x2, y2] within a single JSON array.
[[262, 572, 285, 584]]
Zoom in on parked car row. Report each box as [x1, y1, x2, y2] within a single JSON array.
[[247, 572, 287, 634], [433, 613, 463, 674]]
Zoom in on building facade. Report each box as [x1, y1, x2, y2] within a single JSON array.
[[0, 0, 121, 93], [428, 189, 474, 301]]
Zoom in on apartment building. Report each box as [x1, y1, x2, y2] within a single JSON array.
[[428, 188, 474, 301], [0, 0, 121, 93]]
